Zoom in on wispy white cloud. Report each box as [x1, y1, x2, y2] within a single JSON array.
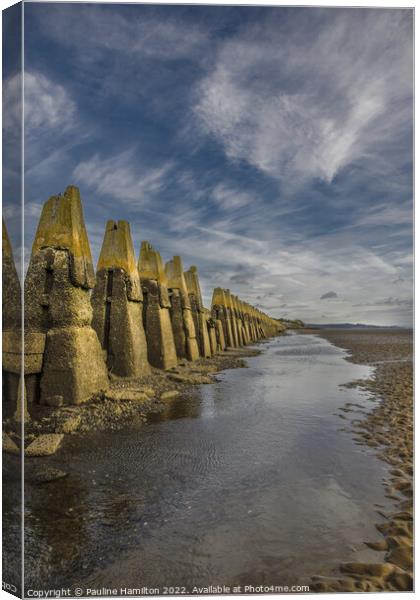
[[353, 296, 412, 308], [24, 71, 76, 133], [39, 4, 209, 61], [194, 10, 412, 185], [18, 70, 82, 183], [21, 6, 413, 326], [211, 183, 255, 210], [354, 201, 413, 227], [2, 72, 22, 135], [72, 149, 174, 205]]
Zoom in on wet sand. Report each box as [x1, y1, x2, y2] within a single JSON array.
[[305, 328, 413, 592], [6, 333, 394, 592], [3, 330, 413, 593]]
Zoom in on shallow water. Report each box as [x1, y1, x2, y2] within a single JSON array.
[[22, 333, 393, 592]]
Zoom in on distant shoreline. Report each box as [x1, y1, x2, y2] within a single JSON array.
[[305, 323, 412, 330]]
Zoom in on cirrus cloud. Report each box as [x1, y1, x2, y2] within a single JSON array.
[[194, 10, 412, 185]]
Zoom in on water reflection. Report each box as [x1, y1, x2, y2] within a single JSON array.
[[148, 390, 204, 422], [23, 334, 392, 591]]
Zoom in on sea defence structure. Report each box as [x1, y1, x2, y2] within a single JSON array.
[[165, 256, 200, 362], [138, 242, 178, 369], [92, 220, 150, 377], [226, 290, 240, 347], [4, 185, 285, 417], [204, 309, 218, 355], [2, 219, 22, 418], [211, 288, 282, 344], [213, 288, 241, 347], [232, 295, 246, 346], [24, 186, 109, 406], [215, 318, 226, 352], [184, 266, 212, 358], [211, 288, 235, 348]]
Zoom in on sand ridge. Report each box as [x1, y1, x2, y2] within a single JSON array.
[[305, 328, 413, 592]]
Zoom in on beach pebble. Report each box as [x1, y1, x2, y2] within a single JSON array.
[[160, 390, 181, 401], [25, 434, 64, 457], [3, 433, 20, 455], [105, 390, 150, 403]]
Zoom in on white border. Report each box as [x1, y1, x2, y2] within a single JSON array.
[[0, 2, 415, 600]]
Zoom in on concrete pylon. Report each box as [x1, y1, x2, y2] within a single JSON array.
[[232, 295, 245, 346], [256, 309, 264, 338], [14, 376, 30, 424], [2, 219, 22, 418], [165, 256, 200, 362], [239, 299, 251, 344], [250, 307, 260, 339], [138, 242, 178, 369], [224, 290, 239, 347], [251, 305, 258, 340], [245, 303, 257, 341], [211, 290, 283, 345], [184, 266, 212, 358], [24, 186, 109, 405], [211, 287, 234, 348], [205, 310, 218, 355], [215, 319, 226, 351], [92, 220, 150, 377]]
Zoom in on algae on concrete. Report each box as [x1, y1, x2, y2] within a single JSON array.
[[138, 242, 178, 370], [92, 221, 150, 377], [25, 187, 109, 406], [165, 256, 200, 362]]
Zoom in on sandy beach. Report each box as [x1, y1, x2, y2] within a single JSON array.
[[3, 330, 413, 592], [306, 328, 413, 592]]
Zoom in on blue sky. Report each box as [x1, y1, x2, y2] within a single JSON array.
[[3, 3, 413, 325]]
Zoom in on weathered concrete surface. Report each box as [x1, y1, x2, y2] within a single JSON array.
[[205, 312, 218, 355], [227, 290, 241, 347], [215, 319, 226, 352], [25, 433, 64, 457], [212, 288, 235, 348], [31, 186, 95, 288], [208, 325, 218, 355], [105, 389, 150, 403], [24, 187, 109, 406], [160, 390, 181, 401], [138, 242, 178, 369], [239, 299, 251, 344], [3, 432, 20, 455], [168, 372, 213, 385], [16, 183, 285, 418], [2, 219, 21, 338], [224, 290, 240, 347], [14, 376, 30, 424], [165, 256, 200, 362], [233, 295, 247, 346], [185, 266, 212, 358], [211, 288, 284, 345], [2, 219, 22, 418], [92, 221, 149, 377]]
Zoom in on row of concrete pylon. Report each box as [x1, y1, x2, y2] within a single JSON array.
[[2, 186, 285, 411]]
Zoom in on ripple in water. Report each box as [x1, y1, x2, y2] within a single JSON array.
[[21, 333, 393, 590]]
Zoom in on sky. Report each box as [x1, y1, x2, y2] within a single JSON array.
[[3, 2, 414, 325]]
